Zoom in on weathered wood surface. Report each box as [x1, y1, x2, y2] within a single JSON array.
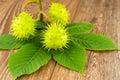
[[0, 0, 120, 80]]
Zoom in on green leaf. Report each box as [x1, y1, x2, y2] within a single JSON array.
[[66, 22, 95, 34], [0, 34, 25, 50], [72, 33, 117, 50], [8, 43, 51, 80], [53, 43, 87, 74], [35, 21, 47, 29]]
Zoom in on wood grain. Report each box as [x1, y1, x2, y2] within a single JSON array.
[[0, 0, 120, 80]]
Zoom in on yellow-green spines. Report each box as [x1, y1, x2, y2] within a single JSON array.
[[42, 23, 69, 50], [48, 3, 70, 25], [11, 12, 35, 40]]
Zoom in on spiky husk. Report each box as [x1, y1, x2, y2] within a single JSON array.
[[11, 12, 35, 40], [49, 3, 70, 25], [42, 23, 69, 50]]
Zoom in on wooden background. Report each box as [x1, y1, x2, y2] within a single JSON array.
[[0, 0, 120, 80]]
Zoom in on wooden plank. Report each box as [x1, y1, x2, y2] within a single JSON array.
[[0, 0, 120, 80]]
